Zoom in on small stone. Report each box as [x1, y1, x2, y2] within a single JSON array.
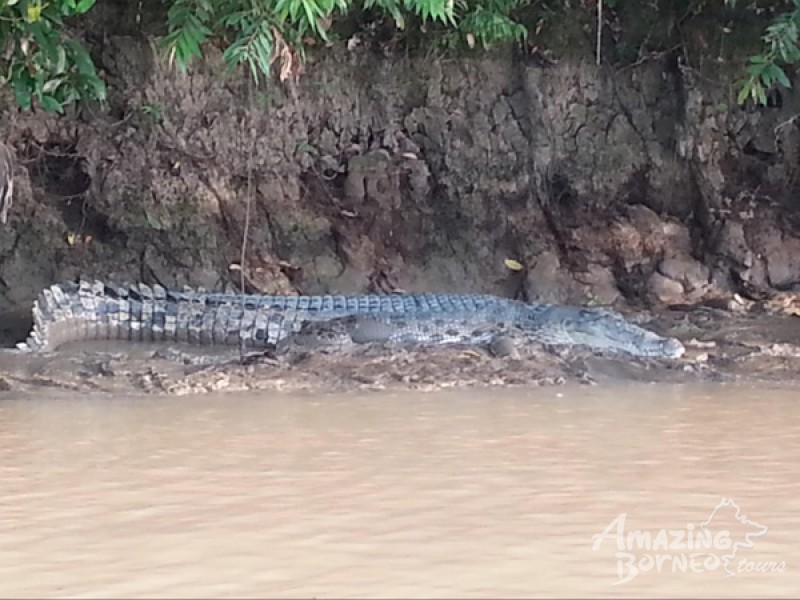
[[578, 264, 621, 305], [686, 338, 716, 349], [211, 377, 229, 390], [489, 335, 520, 359], [649, 272, 685, 304], [526, 252, 581, 304], [659, 254, 710, 293]]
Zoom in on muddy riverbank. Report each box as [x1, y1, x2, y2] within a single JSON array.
[[3, 28, 800, 334], [0, 296, 799, 396], [2, 7, 800, 396]]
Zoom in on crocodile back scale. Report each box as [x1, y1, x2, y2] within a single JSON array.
[[17, 280, 685, 358]]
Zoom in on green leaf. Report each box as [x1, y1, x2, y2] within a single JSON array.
[[83, 73, 107, 100], [75, 0, 96, 14], [771, 64, 792, 88], [65, 40, 95, 74], [757, 84, 768, 105], [737, 86, 748, 105], [746, 62, 766, 77], [13, 81, 32, 110], [40, 94, 64, 113], [41, 76, 64, 94], [31, 23, 60, 65], [54, 44, 67, 74]]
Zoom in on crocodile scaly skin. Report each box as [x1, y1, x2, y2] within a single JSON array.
[[18, 280, 685, 358]]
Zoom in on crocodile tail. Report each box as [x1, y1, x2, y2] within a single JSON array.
[[17, 280, 296, 352], [19, 281, 84, 352], [18, 280, 156, 352]]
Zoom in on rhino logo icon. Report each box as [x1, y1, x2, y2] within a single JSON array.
[[701, 498, 768, 576]]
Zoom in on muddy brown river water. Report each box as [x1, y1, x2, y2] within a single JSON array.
[[1, 383, 799, 598]]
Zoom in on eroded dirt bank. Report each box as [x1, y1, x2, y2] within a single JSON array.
[[2, 37, 800, 307], [1, 9, 800, 393]]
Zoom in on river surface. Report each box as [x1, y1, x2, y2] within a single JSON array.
[[1, 383, 799, 598]]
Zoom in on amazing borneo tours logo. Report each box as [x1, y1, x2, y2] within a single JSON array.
[[591, 498, 786, 584]]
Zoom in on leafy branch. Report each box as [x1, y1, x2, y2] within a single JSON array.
[[160, 0, 528, 84], [454, 0, 528, 50], [0, 0, 531, 113], [0, 0, 106, 113], [730, 0, 800, 105]]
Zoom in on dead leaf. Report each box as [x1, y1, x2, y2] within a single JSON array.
[[504, 258, 524, 271]]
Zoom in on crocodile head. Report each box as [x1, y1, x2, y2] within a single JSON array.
[[522, 305, 685, 359]]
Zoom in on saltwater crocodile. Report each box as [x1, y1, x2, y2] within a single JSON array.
[[17, 280, 685, 358]]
